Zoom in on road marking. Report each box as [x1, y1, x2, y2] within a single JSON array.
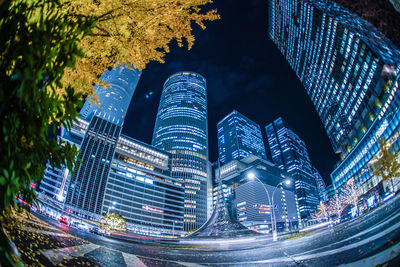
[[341, 208, 400, 243], [338, 241, 400, 267], [177, 262, 205, 267], [122, 252, 147, 267], [196, 218, 400, 265], [294, 208, 400, 256], [41, 243, 100, 265], [24, 226, 72, 238]]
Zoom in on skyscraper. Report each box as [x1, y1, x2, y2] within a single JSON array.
[[268, 0, 400, 196], [312, 167, 328, 202], [152, 71, 209, 231], [80, 65, 141, 126], [217, 110, 267, 164], [266, 117, 319, 220], [37, 117, 88, 201], [65, 66, 141, 215]]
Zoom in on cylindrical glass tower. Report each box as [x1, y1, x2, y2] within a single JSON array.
[[152, 71, 209, 231], [80, 65, 141, 126]]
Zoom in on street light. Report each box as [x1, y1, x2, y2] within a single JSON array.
[[246, 172, 292, 241], [172, 220, 178, 237], [108, 201, 116, 213]]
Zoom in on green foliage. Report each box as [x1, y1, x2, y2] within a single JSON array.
[[100, 212, 127, 233], [370, 137, 400, 191], [0, 0, 94, 265]]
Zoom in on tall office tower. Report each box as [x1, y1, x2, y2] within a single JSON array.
[[66, 116, 121, 215], [103, 136, 184, 236], [312, 167, 328, 202], [268, 0, 400, 199], [65, 66, 141, 216], [217, 110, 267, 164], [152, 71, 209, 231], [80, 65, 141, 126], [266, 118, 319, 220], [37, 118, 89, 201]]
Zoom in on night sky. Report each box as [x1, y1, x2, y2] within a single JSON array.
[[122, 0, 340, 185]]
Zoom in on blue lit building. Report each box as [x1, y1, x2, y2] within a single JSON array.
[[37, 118, 88, 201], [101, 136, 184, 237], [312, 167, 328, 202], [214, 155, 299, 232], [266, 118, 320, 220], [80, 65, 141, 126], [38, 65, 141, 202], [38, 66, 186, 236], [268, 0, 400, 197], [152, 71, 210, 231], [65, 115, 122, 214], [65, 66, 141, 214], [217, 110, 267, 164]]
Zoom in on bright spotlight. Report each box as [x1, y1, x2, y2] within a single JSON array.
[[247, 172, 256, 180]]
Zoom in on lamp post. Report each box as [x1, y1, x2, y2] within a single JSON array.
[[247, 172, 291, 241], [107, 201, 116, 231], [108, 201, 116, 213], [172, 220, 178, 237]]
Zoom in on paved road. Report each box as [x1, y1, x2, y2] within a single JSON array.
[[30, 194, 400, 266]]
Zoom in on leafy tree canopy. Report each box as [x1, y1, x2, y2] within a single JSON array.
[[0, 0, 94, 264], [61, 0, 220, 103], [100, 212, 127, 233], [370, 137, 400, 191]]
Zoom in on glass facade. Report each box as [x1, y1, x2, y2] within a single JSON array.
[[38, 67, 188, 236], [103, 135, 184, 237], [266, 118, 320, 219], [152, 72, 209, 231], [312, 167, 328, 202], [66, 116, 121, 215], [80, 65, 141, 126], [215, 156, 299, 232], [268, 0, 400, 194], [37, 118, 88, 201], [217, 110, 266, 164]]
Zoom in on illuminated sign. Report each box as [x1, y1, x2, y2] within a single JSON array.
[[142, 205, 163, 213]]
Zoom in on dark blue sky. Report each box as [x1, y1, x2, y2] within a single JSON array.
[[122, 0, 340, 184]]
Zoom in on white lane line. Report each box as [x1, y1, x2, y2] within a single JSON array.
[[122, 252, 147, 267], [295, 209, 400, 256], [24, 226, 72, 238], [338, 242, 400, 267], [341, 209, 400, 243], [41, 243, 100, 265], [198, 218, 400, 265], [176, 262, 205, 267]]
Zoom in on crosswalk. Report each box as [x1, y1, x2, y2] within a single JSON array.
[[41, 244, 100, 265], [40, 242, 202, 267]]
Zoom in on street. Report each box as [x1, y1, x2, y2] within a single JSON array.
[[6, 194, 400, 266]]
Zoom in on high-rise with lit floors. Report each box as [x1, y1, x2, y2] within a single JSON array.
[[217, 110, 267, 164], [80, 65, 141, 126], [266, 117, 319, 220], [65, 66, 141, 215], [268, 0, 400, 199], [312, 167, 328, 202], [152, 71, 210, 231]]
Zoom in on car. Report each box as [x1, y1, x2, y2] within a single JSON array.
[[59, 216, 68, 225], [72, 221, 89, 231], [89, 227, 105, 235]]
